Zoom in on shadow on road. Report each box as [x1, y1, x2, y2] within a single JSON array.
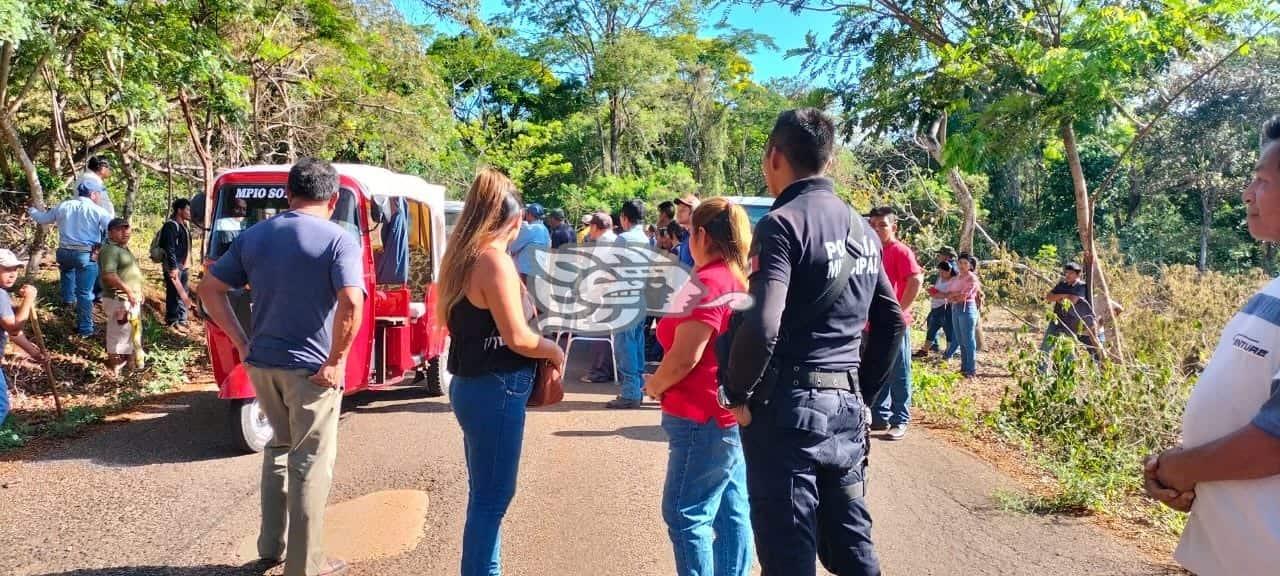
[[344, 386, 453, 416], [534, 399, 661, 413], [33, 563, 271, 576], [9, 384, 457, 467], [14, 389, 247, 468], [553, 425, 666, 442]]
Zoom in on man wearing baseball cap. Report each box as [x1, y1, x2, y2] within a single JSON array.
[[673, 194, 699, 266], [0, 249, 47, 426], [28, 180, 113, 336], [579, 212, 618, 383], [546, 208, 574, 249], [1040, 261, 1100, 364], [98, 218, 146, 375], [509, 203, 551, 284], [936, 246, 957, 264]]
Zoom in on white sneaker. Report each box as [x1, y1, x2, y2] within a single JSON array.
[[887, 424, 908, 441]]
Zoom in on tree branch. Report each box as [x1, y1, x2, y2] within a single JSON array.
[[1095, 14, 1280, 198], [0, 41, 12, 108], [128, 153, 203, 182]]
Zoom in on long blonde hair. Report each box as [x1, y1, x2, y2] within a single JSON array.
[[437, 168, 523, 326], [691, 198, 753, 288]]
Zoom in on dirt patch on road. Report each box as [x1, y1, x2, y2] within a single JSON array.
[[235, 489, 430, 568]]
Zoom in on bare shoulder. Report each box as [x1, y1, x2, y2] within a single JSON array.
[[473, 248, 518, 279]]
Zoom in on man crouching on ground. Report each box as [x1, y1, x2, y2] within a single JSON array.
[[199, 158, 363, 576]]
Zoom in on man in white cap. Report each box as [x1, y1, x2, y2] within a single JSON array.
[[0, 249, 47, 426]]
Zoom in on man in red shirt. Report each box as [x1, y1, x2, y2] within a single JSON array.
[[868, 207, 923, 440]]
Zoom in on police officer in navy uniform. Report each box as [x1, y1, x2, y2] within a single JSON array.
[[719, 108, 905, 575]]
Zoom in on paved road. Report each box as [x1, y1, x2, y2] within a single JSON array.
[[0, 365, 1175, 576]]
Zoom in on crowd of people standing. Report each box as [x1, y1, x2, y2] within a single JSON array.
[[5, 107, 1276, 576]]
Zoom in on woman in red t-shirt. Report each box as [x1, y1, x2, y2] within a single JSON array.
[[642, 198, 755, 576]]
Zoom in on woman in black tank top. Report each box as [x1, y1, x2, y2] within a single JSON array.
[[446, 291, 537, 376], [435, 169, 565, 576]]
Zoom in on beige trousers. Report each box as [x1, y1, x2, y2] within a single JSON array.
[[246, 365, 342, 576]]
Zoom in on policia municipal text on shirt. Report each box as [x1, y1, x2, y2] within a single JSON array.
[[717, 108, 905, 576]]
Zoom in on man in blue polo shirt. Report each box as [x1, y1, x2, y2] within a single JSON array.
[[28, 181, 112, 336], [199, 158, 362, 576]]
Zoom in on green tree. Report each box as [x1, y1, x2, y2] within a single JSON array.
[[801, 0, 1274, 355], [510, 0, 700, 175]]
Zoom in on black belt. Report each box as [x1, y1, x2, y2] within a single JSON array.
[[780, 366, 859, 392]]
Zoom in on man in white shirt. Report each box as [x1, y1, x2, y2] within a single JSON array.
[[76, 156, 115, 216], [586, 212, 617, 244], [1145, 116, 1280, 575]]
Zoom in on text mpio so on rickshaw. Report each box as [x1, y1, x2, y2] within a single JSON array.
[[201, 164, 449, 453]]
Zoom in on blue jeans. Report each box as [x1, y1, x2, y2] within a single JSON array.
[[56, 248, 98, 335], [0, 368, 9, 426], [661, 413, 754, 576], [615, 321, 647, 401], [450, 365, 535, 576], [946, 303, 979, 376], [924, 305, 953, 351], [164, 267, 190, 324], [873, 332, 912, 427]]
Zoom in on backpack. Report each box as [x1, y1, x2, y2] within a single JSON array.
[[149, 221, 172, 263]]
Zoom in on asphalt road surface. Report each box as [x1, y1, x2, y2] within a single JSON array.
[[1, 358, 1176, 576]]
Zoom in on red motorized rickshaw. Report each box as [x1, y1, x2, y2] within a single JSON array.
[[199, 164, 449, 452]]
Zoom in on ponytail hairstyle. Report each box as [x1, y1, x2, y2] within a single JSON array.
[[436, 168, 523, 326], [690, 198, 753, 289]]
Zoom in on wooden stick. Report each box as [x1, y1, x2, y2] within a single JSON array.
[[26, 307, 63, 418]]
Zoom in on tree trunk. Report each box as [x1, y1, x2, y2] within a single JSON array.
[[919, 116, 978, 253], [1062, 121, 1124, 359], [1199, 189, 1212, 273], [178, 90, 214, 198], [118, 148, 140, 219], [0, 148, 13, 191], [946, 167, 976, 253], [608, 90, 623, 175], [1, 112, 49, 275]]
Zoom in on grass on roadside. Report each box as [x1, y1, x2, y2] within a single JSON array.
[[911, 254, 1266, 541], [0, 214, 205, 451]]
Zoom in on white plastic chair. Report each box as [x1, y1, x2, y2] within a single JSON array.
[[561, 308, 618, 383]]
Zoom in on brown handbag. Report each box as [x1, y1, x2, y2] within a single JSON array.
[[528, 359, 564, 407], [525, 295, 564, 407]]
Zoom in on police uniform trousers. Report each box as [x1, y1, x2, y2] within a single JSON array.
[[741, 369, 880, 576]]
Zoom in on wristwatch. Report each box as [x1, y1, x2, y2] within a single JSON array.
[[717, 386, 743, 409]]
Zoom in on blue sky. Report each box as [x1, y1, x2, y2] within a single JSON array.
[[393, 1, 840, 83]]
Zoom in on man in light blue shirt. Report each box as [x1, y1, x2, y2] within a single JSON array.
[[607, 199, 650, 409], [509, 203, 551, 284], [28, 181, 112, 335], [616, 200, 649, 246]]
